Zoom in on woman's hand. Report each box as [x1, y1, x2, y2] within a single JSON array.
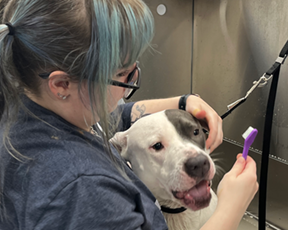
[[185, 95, 223, 152], [217, 155, 259, 216], [200, 155, 258, 230]]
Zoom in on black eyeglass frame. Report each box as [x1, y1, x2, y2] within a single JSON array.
[[38, 62, 141, 100], [108, 61, 141, 99]]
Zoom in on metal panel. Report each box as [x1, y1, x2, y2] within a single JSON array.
[[129, 0, 193, 101], [193, 0, 288, 162]]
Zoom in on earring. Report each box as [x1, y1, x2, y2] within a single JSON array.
[[57, 92, 67, 100]]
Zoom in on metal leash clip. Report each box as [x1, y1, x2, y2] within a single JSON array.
[[254, 74, 273, 88], [221, 53, 288, 120], [227, 74, 272, 111], [227, 54, 287, 112]]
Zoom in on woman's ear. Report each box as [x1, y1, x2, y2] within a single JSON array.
[[47, 71, 71, 100]]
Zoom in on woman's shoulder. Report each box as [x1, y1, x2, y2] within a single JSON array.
[[0, 111, 168, 230], [1, 113, 127, 193]]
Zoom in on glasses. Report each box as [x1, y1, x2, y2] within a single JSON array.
[[38, 61, 141, 100], [109, 61, 141, 99]]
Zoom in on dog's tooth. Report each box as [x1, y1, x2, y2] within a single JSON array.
[[209, 180, 213, 187]]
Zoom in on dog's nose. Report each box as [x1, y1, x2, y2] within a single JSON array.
[[184, 155, 210, 178]]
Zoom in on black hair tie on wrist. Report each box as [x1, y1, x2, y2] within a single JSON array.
[[5, 23, 15, 36], [178, 94, 191, 111], [178, 94, 200, 111]]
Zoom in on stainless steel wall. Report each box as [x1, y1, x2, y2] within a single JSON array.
[[131, 0, 193, 100], [130, 0, 288, 229], [193, 0, 288, 163]]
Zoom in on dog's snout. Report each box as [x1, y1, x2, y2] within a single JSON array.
[[184, 155, 210, 178]]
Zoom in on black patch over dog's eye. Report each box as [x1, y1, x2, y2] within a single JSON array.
[[193, 129, 200, 136], [152, 142, 164, 151]]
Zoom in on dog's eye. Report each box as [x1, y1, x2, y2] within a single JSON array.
[[152, 142, 164, 151], [194, 129, 199, 136]]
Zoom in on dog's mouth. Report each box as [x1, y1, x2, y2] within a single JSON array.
[[172, 180, 212, 211]]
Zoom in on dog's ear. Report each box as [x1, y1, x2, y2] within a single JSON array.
[[109, 131, 128, 157]]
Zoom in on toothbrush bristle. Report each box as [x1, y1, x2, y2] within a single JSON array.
[[242, 126, 255, 139]]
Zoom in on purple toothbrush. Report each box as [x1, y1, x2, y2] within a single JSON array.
[[242, 126, 258, 160]]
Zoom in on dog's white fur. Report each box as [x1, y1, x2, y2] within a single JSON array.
[[111, 110, 218, 230]]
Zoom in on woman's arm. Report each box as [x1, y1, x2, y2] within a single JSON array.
[[131, 95, 223, 152], [131, 97, 180, 123]]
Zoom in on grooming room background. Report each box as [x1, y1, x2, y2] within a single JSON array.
[[128, 1, 288, 229]]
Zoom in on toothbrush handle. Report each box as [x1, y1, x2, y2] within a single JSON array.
[[242, 144, 249, 160]]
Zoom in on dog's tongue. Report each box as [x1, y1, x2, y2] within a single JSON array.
[[184, 180, 210, 201], [174, 180, 211, 211]]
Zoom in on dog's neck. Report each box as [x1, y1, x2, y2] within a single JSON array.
[[161, 202, 202, 230], [158, 199, 200, 230], [157, 190, 218, 230], [163, 209, 202, 230]]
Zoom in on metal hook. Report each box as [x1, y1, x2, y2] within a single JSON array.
[[227, 73, 273, 111], [255, 74, 273, 88], [245, 74, 273, 99]]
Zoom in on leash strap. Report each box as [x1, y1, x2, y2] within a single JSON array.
[[220, 98, 246, 119], [258, 40, 288, 230]]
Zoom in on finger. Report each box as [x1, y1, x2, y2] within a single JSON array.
[[192, 109, 207, 120], [237, 153, 242, 159], [206, 116, 222, 152], [242, 156, 257, 174], [229, 156, 246, 177], [205, 115, 217, 150], [191, 109, 215, 150], [211, 118, 223, 152], [218, 117, 223, 142], [255, 182, 259, 193], [209, 139, 217, 153]]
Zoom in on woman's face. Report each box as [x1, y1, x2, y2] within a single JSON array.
[[107, 62, 137, 112], [76, 62, 137, 128]]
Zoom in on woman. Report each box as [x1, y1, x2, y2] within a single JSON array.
[[0, 0, 258, 229]]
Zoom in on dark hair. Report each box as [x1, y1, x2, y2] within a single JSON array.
[[0, 0, 154, 216]]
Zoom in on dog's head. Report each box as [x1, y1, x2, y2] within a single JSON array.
[[111, 109, 216, 211]]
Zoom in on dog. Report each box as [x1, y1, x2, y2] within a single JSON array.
[[111, 109, 218, 230]]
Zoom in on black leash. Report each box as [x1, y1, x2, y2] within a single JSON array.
[[220, 98, 246, 119], [258, 40, 288, 230], [219, 40, 288, 230]]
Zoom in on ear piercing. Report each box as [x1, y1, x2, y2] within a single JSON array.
[[57, 92, 67, 100]]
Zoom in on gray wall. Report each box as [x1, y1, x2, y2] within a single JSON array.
[[132, 0, 193, 100], [130, 0, 288, 229]]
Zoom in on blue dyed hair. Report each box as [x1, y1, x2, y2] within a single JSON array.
[[84, 0, 154, 136], [0, 0, 154, 180]]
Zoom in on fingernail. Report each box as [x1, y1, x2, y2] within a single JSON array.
[[237, 156, 245, 163]]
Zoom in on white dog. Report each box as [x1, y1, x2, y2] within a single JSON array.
[[111, 109, 218, 230]]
